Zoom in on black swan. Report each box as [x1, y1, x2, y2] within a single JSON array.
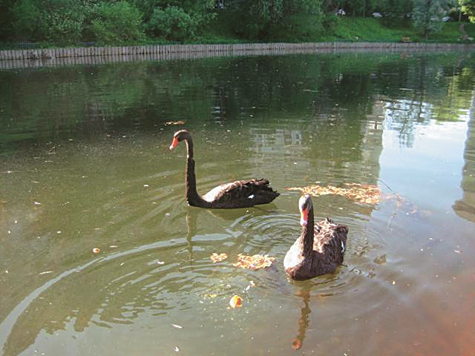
[[284, 194, 348, 280], [169, 130, 279, 209]]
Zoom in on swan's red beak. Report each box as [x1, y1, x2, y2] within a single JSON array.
[[300, 208, 308, 226], [169, 137, 179, 151]]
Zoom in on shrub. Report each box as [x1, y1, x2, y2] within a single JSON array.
[[40, 9, 85, 44], [91, 1, 145, 45], [11, 0, 40, 41], [146, 6, 204, 42]]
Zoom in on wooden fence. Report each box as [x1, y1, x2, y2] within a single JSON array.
[[1, 42, 474, 70]]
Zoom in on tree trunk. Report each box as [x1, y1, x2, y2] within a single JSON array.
[[460, 23, 468, 41]]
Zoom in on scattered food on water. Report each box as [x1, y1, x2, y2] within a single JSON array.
[[165, 120, 186, 126], [233, 254, 275, 270], [286, 183, 429, 218], [210, 253, 228, 263], [245, 280, 256, 291], [286, 183, 382, 205], [373, 254, 387, 265]]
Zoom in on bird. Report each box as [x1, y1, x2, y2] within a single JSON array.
[[169, 129, 279, 209], [284, 194, 348, 280]]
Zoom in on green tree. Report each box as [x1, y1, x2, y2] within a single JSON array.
[[223, 0, 324, 41], [326, 0, 379, 16], [461, 0, 475, 21], [412, 0, 450, 38], [147, 6, 201, 42], [0, 0, 15, 41], [91, 1, 145, 45], [130, 0, 215, 24], [37, 0, 88, 44], [9, 0, 98, 44], [11, 0, 40, 41], [378, 0, 413, 26]]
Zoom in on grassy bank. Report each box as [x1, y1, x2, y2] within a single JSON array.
[[1, 18, 474, 50], [325, 18, 475, 43], [197, 18, 475, 45]]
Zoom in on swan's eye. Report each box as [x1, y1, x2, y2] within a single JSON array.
[[299, 195, 311, 212]]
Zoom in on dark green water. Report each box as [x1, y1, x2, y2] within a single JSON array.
[[1, 52, 475, 355]]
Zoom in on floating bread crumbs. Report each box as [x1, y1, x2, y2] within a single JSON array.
[[210, 253, 228, 263], [233, 254, 275, 270]]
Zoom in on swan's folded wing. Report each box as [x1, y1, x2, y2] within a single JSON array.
[[314, 218, 348, 257], [202, 178, 278, 204]]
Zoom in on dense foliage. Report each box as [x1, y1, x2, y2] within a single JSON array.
[[0, 0, 473, 45]]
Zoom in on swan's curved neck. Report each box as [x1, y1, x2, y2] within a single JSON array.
[[184, 136, 194, 159], [300, 207, 315, 257], [183, 136, 207, 207]]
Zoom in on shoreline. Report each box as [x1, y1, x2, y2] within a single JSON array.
[[1, 41, 474, 70]]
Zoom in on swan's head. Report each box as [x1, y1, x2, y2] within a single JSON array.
[[299, 194, 313, 226], [169, 130, 189, 151]]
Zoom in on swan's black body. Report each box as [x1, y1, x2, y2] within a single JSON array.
[[284, 195, 348, 280], [170, 130, 279, 209]]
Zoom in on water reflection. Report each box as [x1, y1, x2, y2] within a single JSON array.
[[1, 241, 181, 355], [290, 288, 311, 351], [383, 99, 433, 147], [453, 97, 475, 222], [0, 52, 475, 355]]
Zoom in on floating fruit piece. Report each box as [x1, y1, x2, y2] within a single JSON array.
[[92, 248, 100, 254], [210, 252, 228, 263], [229, 295, 242, 308], [291, 338, 302, 350]]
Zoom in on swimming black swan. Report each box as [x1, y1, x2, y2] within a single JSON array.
[[284, 194, 348, 280], [169, 130, 279, 209]]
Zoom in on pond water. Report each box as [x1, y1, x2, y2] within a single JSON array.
[[1, 51, 475, 356]]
